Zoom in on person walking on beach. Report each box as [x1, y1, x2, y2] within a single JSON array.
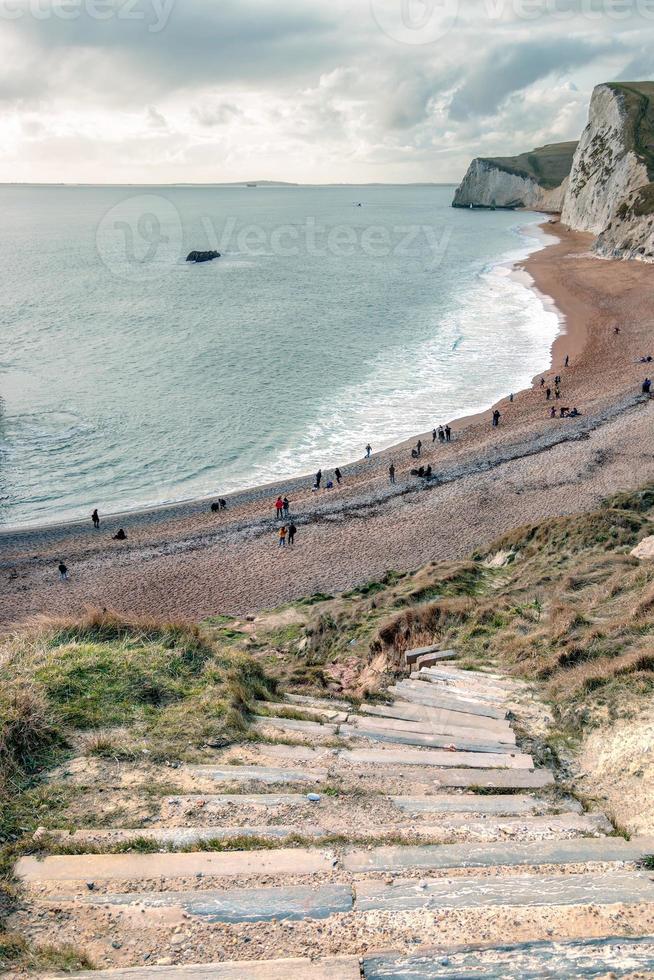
[[437, 426, 445, 442], [564, 355, 569, 367], [445, 425, 452, 442], [389, 464, 395, 484], [283, 496, 290, 517], [58, 561, 68, 582], [509, 393, 514, 403], [365, 444, 372, 459], [546, 387, 552, 401], [540, 377, 545, 387], [288, 523, 297, 546], [335, 467, 342, 485], [416, 439, 422, 457], [492, 410, 501, 428], [91, 509, 100, 530], [315, 469, 322, 489], [432, 428, 437, 443], [278, 525, 287, 548], [643, 378, 652, 394], [275, 496, 284, 519]]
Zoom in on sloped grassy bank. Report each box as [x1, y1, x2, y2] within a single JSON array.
[[0, 612, 276, 971]]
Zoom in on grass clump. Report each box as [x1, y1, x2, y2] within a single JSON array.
[[0, 609, 277, 966]]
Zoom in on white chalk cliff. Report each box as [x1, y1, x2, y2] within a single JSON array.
[[562, 83, 654, 261], [453, 81, 654, 262], [453, 142, 577, 212], [453, 158, 568, 212]]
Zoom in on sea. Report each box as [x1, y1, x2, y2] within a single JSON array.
[[0, 184, 560, 529]]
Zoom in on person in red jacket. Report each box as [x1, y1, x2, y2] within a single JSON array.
[[275, 496, 284, 519]]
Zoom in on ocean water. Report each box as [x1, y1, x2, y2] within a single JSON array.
[[0, 184, 559, 529]]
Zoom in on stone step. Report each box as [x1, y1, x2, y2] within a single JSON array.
[[359, 702, 511, 734], [405, 646, 457, 666], [391, 793, 581, 816], [43, 883, 353, 924], [339, 747, 534, 770], [284, 693, 353, 712], [43, 826, 326, 847], [253, 701, 349, 724], [164, 793, 313, 810], [414, 674, 516, 704], [355, 869, 654, 913], [412, 651, 459, 672], [389, 685, 507, 719], [44, 813, 608, 850], [396, 678, 508, 707], [348, 713, 515, 743], [253, 716, 339, 737], [427, 768, 554, 789], [342, 836, 654, 874], [421, 666, 527, 688], [363, 936, 654, 979], [16, 847, 335, 884], [186, 765, 328, 785], [54, 956, 361, 980], [417, 812, 612, 838], [340, 723, 516, 755]]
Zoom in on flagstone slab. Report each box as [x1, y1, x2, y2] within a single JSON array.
[[45, 826, 326, 847], [343, 836, 654, 874], [412, 652, 458, 672], [45, 883, 354, 924], [390, 794, 581, 816], [339, 723, 515, 755], [421, 666, 527, 688], [426, 768, 554, 789], [339, 747, 534, 770], [284, 694, 352, 712], [187, 765, 328, 785], [396, 679, 507, 707], [165, 793, 313, 809], [17, 847, 333, 883], [253, 716, 339, 736], [405, 646, 457, 666], [253, 701, 348, 724], [363, 936, 654, 979], [359, 702, 510, 734], [389, 685, 506, 719], [349, 713, 515, 744], [55, 956, 361, 980], [355, 870, 654, 912]]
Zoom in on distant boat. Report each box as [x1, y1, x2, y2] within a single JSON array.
[[246, 183, 257, 188]]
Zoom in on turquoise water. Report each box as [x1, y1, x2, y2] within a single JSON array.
[[0, 185, 558, 528]]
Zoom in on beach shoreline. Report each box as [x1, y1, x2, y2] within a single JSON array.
[[3, 220, 654, 627], [0, 217, 564, 539]]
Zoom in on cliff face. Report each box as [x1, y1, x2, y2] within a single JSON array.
[[452, 142, 577, 212], [453, 159, 568, 211], [562, 82, 654, 261], [453, 81, 654, 263]]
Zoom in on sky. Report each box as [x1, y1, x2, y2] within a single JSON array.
[[1, 0, 653, 184]]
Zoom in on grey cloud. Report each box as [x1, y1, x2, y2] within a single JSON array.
[[448, 36, 617, 119]]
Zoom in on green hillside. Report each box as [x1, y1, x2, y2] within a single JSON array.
[[481, 140, 578, 190]]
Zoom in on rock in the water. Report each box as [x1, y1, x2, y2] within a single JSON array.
[[186, 250, 221, 263]]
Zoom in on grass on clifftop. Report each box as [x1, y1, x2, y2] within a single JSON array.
[[481, 140, 578, 189], [0, 611, 276, 971]]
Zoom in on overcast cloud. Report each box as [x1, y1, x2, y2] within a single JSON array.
[[0, 0, 652, 182]]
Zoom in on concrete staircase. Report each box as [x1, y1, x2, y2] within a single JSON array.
[[16, 652, 654, 978]]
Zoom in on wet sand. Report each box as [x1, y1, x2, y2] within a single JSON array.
[[2, 222, 654, 628]]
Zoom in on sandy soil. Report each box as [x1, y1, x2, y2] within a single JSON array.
[[2, 222, 654, 627]]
